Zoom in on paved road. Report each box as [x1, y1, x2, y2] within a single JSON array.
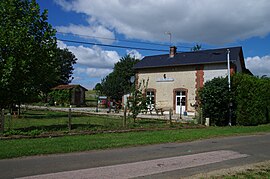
[[1, 133, 270, 178]]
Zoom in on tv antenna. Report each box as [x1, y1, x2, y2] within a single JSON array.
[[165, 31, 172, 46]]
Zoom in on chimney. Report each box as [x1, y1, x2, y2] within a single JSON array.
[[169, 46, 177, 58]]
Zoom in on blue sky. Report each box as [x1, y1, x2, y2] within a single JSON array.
[[37, 0, 270, 89]]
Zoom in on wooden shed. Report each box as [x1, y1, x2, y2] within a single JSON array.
[[52, 84, 88, 106]]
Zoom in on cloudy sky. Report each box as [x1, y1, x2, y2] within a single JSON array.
[[38, 0, 270, 89]]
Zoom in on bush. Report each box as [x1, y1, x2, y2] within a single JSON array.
[[48, 90, 71, 106], [199, 77, 233, 126], [199, 74, 270, 126], [233, 74, 270, 125]]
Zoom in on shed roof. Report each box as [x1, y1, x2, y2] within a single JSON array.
[[134, 46, 244, 69], [52, 84, 88, 91]]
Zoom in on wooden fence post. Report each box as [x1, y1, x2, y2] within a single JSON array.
[[68, 106, 72, 131], [169, 108, 172, 125], [123, 106, 127, 127], [0, 109, 5, 132]]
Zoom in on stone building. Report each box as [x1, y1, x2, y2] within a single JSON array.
[[134, 46, 249, 115]]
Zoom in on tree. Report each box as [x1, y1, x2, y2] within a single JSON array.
[[101, 55, 140, 100], [93, 83, 103, 96], [127, 79, 148, 122], [199, 77, 233, 126], [191, 44, 202, 51], [55, 48, 77, 85], [0, 0, 74, 109]]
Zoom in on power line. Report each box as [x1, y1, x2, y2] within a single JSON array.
[[56, 31, 193, 49], [57, 31, 170, 47], [58, 38, 169, 52]]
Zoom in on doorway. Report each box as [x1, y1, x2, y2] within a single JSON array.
[[175, 91, 186, 114]]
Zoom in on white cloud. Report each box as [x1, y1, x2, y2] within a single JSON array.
[[54, 0, 270, 45], [57, 40, 120, 68], [57, 40, 120, 83], [75, 67, 113, 78], [246, 55, 270, 77], [126, 49, 144, 60], [56, 24, 115, 44]]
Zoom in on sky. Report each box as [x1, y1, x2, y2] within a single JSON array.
[[37, 0, 270, 89]]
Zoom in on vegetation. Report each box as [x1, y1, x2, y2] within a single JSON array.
[[199, 77, 232, 126], [128, 79, 149, 121], [48, 89, 71, 106], [199, 73, 270, 126], [191, 44, 202, 51], [0, 0, 77, 110], [1, 123, 270, 159], [54, 48, 77, 85], [233, 73, 270, 125], [1, 110, 172, 135], [210, 162, 270, 179], [100, 55, 140, 100]]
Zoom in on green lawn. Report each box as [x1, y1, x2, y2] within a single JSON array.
[[3, 110, 171, 134], [1, 124, 270, 159]]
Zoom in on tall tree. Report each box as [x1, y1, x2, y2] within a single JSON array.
[[55, 48, 77, 85], [101, 55, 140, 100], [0, 0, 64, 108]]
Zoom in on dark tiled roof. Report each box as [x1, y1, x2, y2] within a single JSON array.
[[52, 84, 88, 91], [134, 46, 243, 69]]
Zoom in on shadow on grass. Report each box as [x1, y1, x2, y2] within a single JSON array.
[[23, 112, 88, 120], [16, 123, 104, 132]]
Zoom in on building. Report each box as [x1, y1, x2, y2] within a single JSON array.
[[51, 84, 88, 106], [134, 46, 249, 115]]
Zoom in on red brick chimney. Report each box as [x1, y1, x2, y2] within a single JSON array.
[[169, 46, 177, 58]]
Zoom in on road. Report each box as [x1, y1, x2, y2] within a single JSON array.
[[0, 133, 270, 178]]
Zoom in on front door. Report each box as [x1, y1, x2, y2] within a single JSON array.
[[176, 91, 186, 114]]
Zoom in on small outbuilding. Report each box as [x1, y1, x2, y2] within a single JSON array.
[[51, 84, 88, 106]]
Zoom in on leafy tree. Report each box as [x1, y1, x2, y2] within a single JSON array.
[[128, 79, 148, 122], [199, 77, 233, 126], [101, 55, 140, 100], [191, 44, 202, 51], [93, 83, 103, 96], [0, 0, 75, 109], [55, 48, 77, 85]]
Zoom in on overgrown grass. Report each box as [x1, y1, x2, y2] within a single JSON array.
[[210, 162, 270, 178], [1, 124, 270, 159]]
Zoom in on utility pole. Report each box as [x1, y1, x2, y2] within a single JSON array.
[[227, 49, 232, 126]]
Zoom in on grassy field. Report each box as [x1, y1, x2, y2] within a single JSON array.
[[1, 110, 270, 159], [3, 110, 172, 135], [1, 124, 270, 159]]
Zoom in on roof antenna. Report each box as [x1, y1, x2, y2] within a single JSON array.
[[165, 31, 172, 46]]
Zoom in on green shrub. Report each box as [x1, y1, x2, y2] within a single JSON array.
[[48, 90, 71, 106], [199, 77, 233, 126], [233, 73, 270, 125]]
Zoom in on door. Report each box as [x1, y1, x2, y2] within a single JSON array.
[[146, 90, 155, 110], [175, 91, 186, 114]]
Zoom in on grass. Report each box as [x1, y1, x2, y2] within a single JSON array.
[[1, 124, 270, 159], [210, 162, 270, 178], [85, 90, 97, 101], [3, 110, 171, 134], [1, 110, 270, 159]]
